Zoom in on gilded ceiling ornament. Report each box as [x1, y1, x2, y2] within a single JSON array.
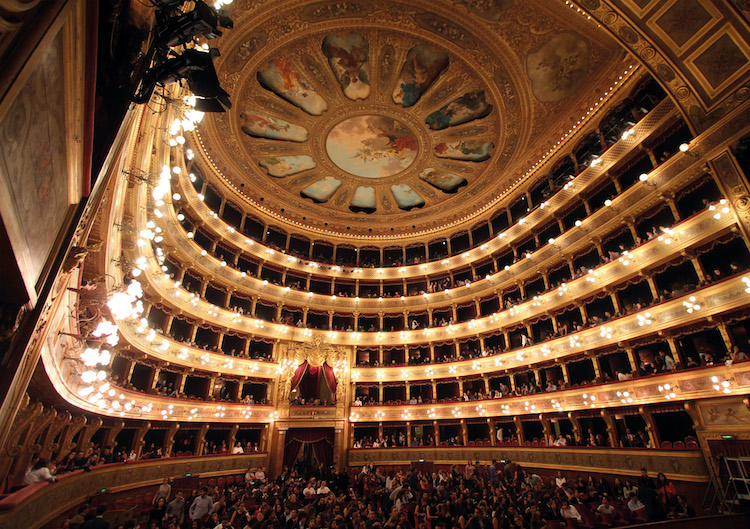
[[323, 33, 371, 101], [459, 0, 513, 22], [281, 337, 349, 368]]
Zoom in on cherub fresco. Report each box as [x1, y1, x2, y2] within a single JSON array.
[[322, 33, 371, 100], [325, 115, 418, 178], [257, 59, 328, 115], [425, 90, 492, 130], [240, 112, 308, 142], [526, 31, 591, 103], [434, 140, 494, 161], [259, 155, 316, 177], [392, 44, 449, 107], [419, 168, 467, 192]]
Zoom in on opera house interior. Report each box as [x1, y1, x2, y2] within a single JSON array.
[[6, 0, 750, 527]]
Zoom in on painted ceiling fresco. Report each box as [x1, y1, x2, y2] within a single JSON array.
[[193, 0, 630, 236]]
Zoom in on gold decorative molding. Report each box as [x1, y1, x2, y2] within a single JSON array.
[[348, 445, 708, 482]]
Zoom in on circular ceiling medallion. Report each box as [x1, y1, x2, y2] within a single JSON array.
[[325, 115, 419, 178], [195, 1, 628, 237]]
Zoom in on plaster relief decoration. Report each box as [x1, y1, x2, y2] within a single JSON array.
[[391, 184, 425, 209], [526, 31, 591, 103], [392, 45, 450, 107], [257, 59, 329, 115], [301, 176, 342, 202], [240, 113, 309, 142], [350, 186, 377, 212], [692, 33, 749, 91], [459, 0, 513, 21], [278, 338, 350, 403], [419, 168, 467, 192], [259, 155, 317, 177], [323, 32, 371, 100], [654, 0, 713, 48], [425, 90, 492, 129], [325, 115, 418, 178], [434, 140, 494, 161], [698, 398, 750, 425]]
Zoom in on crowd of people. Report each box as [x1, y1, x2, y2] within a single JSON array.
[[62, 458, 698, 529]]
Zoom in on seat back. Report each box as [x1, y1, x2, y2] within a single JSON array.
[[633, 507, 649, 522]]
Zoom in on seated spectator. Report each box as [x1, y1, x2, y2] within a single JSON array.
[[671, 494, 696, 518], [728, 345, 748, 365], [597, 496, 616, 516], [560, 500, 581, 522], [627, 492, 645, 511], [22, 458, 57, 485]]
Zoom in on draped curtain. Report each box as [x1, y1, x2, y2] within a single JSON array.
[[289, 361, 309, 394], [282, 428, 335, 469], [291, 361, 337, 402], [322, 363, 337, 396]]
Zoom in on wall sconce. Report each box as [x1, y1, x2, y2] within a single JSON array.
[[679, 142, 700, 158], [639, 173, 657, 187], [604, 199, 619, 212]]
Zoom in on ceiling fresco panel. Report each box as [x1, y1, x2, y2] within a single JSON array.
[[193, 0, 629, 237]]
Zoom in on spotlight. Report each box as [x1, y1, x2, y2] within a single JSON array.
[[135, 49, 231, 111], [155, 1, 233, 50]]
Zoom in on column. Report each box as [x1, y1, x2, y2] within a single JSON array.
[[717, 323, 735, 353], [207, 376, 217, 400], [133, 422, 151, 460], [567, 412, 582, 444], [513, 416, 524, 445], [539, 414, 552, 445], [625, 347, 639, 374], [639, 406, 660, 448], [558, 362, 570, 386], [433, 420, 440, 445], [689, 256, 707, 283], [460, 419, 468, 446], [164, 423, 180, 456], [645, 275, 660, 299], [600, 410, 619, 448], [227, 424, 239, 453], [195, 423, 209, 456], [174, 372, 187, 394], [663, 193, 681, 222], [590, 354, 602, 383], [665, 338, 685, 368]]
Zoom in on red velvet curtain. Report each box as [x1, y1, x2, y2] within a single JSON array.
[[299, 364, 320, 399], [283, 439, 303, 469], [289, 361, 308, 393], [283, 428, 335, 469], [322, 363, 337, 398]]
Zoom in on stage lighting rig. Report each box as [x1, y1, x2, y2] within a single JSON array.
[[131, 1, 233, 111], [154, 0, 233, 50], [134, 48, 231, 111]]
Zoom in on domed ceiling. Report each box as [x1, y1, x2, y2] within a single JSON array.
[[192, 0, 632, 238]]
